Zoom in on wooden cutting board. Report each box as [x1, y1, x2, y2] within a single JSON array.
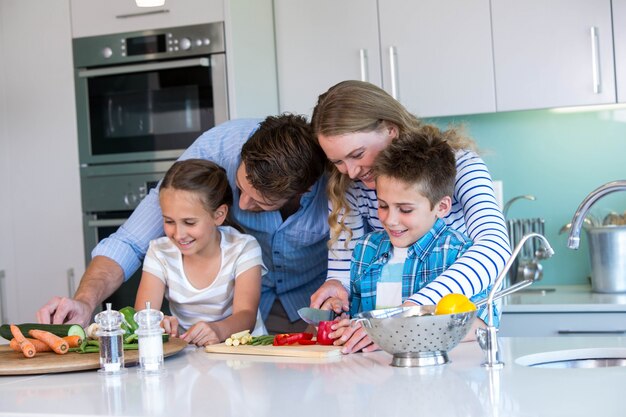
[[204, 343, 342, 358], [0, 337, 187, 376]]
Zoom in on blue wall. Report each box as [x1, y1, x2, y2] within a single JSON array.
[[430, 108, 626, 286]]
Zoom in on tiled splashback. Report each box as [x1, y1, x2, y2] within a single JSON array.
[[431, 108, 626, 286]]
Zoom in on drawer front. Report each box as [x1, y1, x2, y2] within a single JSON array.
[[500, 312, 626, 337]]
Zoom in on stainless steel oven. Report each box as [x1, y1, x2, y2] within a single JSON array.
[[73, 22, 228, 165], [81, 161, 174, 311]]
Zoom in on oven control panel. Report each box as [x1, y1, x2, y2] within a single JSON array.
[[80, 162, 173, 212], [73, 22, 225, 68]]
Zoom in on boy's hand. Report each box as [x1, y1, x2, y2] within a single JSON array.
[[181, 322, 220, 346], [330, 317, 379, 354], [161, 315, 180, 338]]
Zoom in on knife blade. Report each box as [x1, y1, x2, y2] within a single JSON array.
[[297, 307, 336, 325]]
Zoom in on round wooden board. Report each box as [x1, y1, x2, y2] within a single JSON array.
[[0, 337, 188, 375]]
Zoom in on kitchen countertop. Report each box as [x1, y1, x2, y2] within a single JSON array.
[[1, 335, 626, 417], [502, 284, 626, 313]]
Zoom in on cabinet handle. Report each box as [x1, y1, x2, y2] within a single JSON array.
[[0, 270, 5, 324], [389, 46, 399, 100], [359, 49, 369, 82], [557, 329, 626, 335], [116, 9, 169, 19], [67, 269, 76, 298], [87, 218, 128, 227], [590, 26, 601, 94]]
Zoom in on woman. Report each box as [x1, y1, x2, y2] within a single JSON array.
[[309, 80, 511, 353]]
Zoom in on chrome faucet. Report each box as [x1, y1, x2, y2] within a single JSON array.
[[567, 180, 626, 249], [477, 232, 555, 368]]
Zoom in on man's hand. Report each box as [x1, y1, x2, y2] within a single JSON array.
[[36, 297, 92, 328], [310, 279, 349, 314]]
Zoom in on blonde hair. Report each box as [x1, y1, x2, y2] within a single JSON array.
[[311, 80, 476, 247]]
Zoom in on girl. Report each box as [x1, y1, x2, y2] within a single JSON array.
[[135, 159, 266, 346], [309, 80, 511, 353]]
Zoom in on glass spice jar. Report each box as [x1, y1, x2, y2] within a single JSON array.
[[94, 303, 126, 375]]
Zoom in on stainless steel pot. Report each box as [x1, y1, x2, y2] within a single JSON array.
[[586, 225, 626, 293]]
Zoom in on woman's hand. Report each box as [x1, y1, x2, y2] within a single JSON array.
[[310, 279, 349, 314], [330, 317, 379, 354], [161, 315, 180, 338], [181, 322, 220, 346]]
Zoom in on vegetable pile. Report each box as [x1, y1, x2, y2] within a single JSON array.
[[0, 323, 85, 358], [1, 306, 167, 358], [223, 330, 320, 347]]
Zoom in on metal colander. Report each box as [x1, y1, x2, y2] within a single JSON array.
[[354, 305, 477, 367]]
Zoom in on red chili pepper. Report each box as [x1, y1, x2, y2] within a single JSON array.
[[273, 334, 290, 346], [283, 332, 314, 345]]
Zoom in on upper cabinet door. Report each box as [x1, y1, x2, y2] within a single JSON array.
[[378, 0, 496, 118], [70, 0, 224, 38], [492, 0, 615, 111], [274, 0, 381, 116], [613, 0, 626, 103]]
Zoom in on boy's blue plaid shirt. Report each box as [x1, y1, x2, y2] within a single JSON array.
[[349, 218, 498, 325]]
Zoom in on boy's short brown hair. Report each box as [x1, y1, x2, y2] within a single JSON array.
[[241, 114, 326, 203], [373, 125, 457, 209]]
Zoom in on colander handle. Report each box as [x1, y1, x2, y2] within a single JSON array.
[[350, 318, 370, 327]]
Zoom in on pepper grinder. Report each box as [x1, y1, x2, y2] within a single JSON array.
[[134, 301, 165, 375], [94, 303, 127, 375]]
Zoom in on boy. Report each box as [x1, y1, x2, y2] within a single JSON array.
[[330, 128, 494, 353]]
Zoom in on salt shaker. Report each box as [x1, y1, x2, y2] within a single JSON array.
[[134, 301, 165, 374], [94, 303, 126, 375]]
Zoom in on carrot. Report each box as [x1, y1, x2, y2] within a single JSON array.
[[9, 337, 51, 353], [28, 329, 69, 354], [10, 324, 36, 358], [63, 335, 83, 348]]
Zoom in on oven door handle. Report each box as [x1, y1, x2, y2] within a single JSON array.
[[78, 57, 210, 78], [87, 219, 128, 227]]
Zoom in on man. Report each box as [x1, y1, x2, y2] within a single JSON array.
[[37, 115, 329, 334]]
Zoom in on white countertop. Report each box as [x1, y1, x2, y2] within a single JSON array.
[[502, 284, 626, 313], [1, 335, 626, 417]]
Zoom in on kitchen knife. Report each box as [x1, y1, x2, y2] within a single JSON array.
[[297, 307, 336, 325]]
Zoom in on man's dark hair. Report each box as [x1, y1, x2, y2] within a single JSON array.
[[241, 114, 326, 203]]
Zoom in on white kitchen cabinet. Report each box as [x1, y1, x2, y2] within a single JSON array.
[[0, 0, 85, 323], [378, 0, 495, 118], [491, 0, 616, 112], [274, 0, 495, 118], [69, 0, 224, 38], [273, 0, 381, 116], [500, 312, 626, 337]]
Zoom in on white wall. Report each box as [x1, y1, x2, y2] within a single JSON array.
[[0, 0, 85, 322]]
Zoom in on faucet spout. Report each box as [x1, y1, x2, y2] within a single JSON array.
[[567, 180, 626, 249]]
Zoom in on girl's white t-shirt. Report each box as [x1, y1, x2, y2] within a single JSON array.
[[142, 225, 267, 335]]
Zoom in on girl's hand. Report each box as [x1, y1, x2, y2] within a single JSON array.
[[161, 315, 180, 338], [181, 322, 220, 346], [332, 319, 379, 354]]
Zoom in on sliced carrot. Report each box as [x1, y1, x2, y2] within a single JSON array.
[[10, 324, 36, 358], [9, 337, 51, 353], [28, 329, 69, 354], [63, 335, 83, 348]]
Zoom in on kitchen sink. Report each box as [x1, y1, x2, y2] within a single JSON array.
[[515, 347, 626, 369]]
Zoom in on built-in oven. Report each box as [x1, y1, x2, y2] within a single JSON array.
[[74, 23, 229, 311], [73, 22, 228, 165], [81, 161, 173, 313]]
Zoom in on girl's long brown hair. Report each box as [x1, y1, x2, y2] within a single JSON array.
[[311, 80, 476, 247]]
